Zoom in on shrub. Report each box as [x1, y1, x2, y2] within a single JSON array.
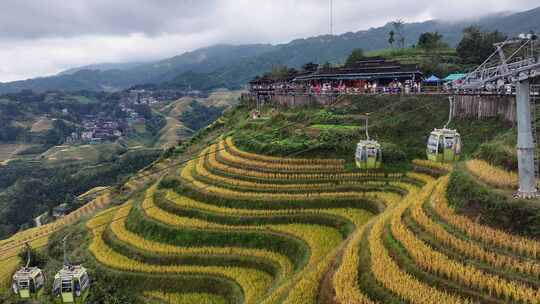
[[158, 176, 181, 190], [474, 142, 517, 171], [381, 142, 407, 165], [447, 169, 540, 237], [473, 129, 517, 170]]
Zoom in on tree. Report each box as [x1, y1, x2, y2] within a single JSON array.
[[456, 26, 506, 65], [345, 49, 365, 66], [321, 61, 332, 70], [44, 119, 76, 145], [388, 30, 395, 48], [417, 32, 443, 51], [391, 19, 406, 48]]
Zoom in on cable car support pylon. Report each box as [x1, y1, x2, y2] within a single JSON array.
[[454, 35, 540, 198]]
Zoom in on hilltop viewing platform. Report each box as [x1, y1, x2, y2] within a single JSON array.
[[249, 57, 425, 97], [243, 55, 540, 124], [245, 56, 528, 102]]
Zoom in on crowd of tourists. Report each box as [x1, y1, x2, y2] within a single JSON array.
[[250, 80, 424, 96]]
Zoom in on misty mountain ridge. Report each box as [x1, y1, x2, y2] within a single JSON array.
[[1, 6, 539, 94], [59, 62, 149, 75]]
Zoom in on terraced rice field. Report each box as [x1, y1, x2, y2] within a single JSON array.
[[333, 169, 540, 304], [82, 138, 540, 303], [0, 143, 31, 163], [465, 159, 519, 189], [84, 137, 413, 303], [30, 116, 54, 133], [0, 187, 112, 291]]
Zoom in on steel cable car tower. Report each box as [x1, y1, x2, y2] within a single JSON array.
[[454, 35, 540, 198]]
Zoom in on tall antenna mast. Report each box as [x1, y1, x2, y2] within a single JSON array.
[[330, 0, 334, 36]]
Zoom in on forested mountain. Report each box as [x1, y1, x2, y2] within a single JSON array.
[[0, 6, 539, 94], [0, 44, 276, 93]]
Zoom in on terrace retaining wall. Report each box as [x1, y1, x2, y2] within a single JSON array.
[[271, 94, 338, 107], [243, 93, 517, 124], [453, 94, 516, 124]]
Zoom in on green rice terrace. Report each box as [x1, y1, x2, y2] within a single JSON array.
[[3, 94, 540, 304]]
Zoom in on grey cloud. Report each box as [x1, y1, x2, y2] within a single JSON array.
[[0, 0, 220, 39], [2, 0, 538, 41], [0, 0, 539, 82]]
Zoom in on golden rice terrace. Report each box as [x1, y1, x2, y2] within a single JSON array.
[[79, 135, 540, 303], [2, 96, 539, 304]]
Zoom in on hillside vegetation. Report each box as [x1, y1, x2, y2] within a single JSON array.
[[2, 93, 536, 304], [232, 95, 506, 168], [367, 47, 458, 66]]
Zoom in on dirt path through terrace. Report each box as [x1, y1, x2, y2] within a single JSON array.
[[317, 233, 356, 304]]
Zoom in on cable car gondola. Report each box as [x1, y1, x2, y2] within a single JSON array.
[[355, 114, 382, 169], [12, 244, 45, 299], [427, 97, 462, 163], [53, 265, 90, 303], [53, 235, 90, 303]]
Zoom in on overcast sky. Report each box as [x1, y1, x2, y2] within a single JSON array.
[[1, 0, 539, 82]]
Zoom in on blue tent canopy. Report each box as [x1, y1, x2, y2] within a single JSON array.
[[424, 75, 441, 83]]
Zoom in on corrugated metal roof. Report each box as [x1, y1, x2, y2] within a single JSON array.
[[443, 73, 466, 81]]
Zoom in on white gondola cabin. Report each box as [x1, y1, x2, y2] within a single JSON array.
[[427, 128, 462, 163], [426, 96, 462, 163], [355, 140, 382, 169], [355, 114, 382, 169], [53, 235, 90, 303], [12, 267, 45, 299], [53, 265, 90, 303]]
